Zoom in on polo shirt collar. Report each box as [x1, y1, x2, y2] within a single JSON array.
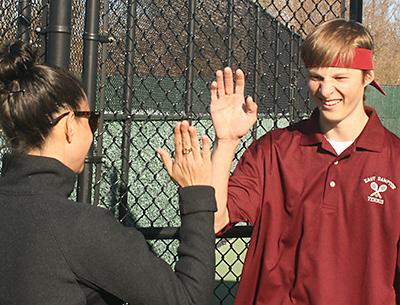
[[300, 106, 385, 152], [356, 106, 385, 152]]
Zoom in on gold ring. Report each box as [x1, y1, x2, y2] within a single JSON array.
[[183, 147, 192, 155]]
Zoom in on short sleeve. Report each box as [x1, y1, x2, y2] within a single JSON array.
[[227, 133, 272, 225]]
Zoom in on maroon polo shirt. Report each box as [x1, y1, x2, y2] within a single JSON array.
[[226, 106, 400, 305]]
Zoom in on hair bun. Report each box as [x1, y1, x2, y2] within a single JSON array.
[[0, 41, 37, 85]]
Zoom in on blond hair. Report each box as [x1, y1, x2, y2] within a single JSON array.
[[301, 19, 374, 68]]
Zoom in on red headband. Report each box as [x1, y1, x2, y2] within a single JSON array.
[[306, 48, 386, 95], [331, 48, 373, 69]]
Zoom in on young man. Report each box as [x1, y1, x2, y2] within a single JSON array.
[[210, 19, 399, 305]]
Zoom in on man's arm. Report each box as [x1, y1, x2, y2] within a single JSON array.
[[210, 67, 257, 233], [211, 138, 240, 232]]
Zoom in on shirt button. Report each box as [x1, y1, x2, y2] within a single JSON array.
[[333, 161, 339, 165], [329, 181, 336, 188]]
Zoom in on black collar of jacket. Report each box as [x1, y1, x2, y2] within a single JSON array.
[[0, 153, 76, 197]]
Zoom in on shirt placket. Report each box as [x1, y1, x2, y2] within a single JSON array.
[[322, 152, 350, 209]]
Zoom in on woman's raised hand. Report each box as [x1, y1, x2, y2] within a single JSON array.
[[157, 121, 212, 187]]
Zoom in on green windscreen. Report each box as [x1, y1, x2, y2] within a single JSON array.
[[366, 86, 400, 136]]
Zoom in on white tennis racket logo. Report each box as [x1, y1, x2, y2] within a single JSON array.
[[370, 182, 387, 199]]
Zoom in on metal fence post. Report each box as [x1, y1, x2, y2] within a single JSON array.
[[294, 34, 302, 117], [273, 22, 281, 127], [118, 0, 137, 223], [251, 3, 260, 140], [185, 0, 196, 122], [225, 0, 234, 67], [78, 0, 101, 203], [36, 1, 49, 61], [289, 29, 296, 122], [350, 0, 363, 22], [340, 0, 347, 18], [93, 0, 111, 207], [16, 0, 31, 43], [46, 0, 72, 69]]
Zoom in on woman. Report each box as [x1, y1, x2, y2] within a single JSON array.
[[0, 41, 216, 305]]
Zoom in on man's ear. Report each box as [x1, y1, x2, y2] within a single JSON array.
[[363, 70, 375, 87], [64, 112, 76, 143]]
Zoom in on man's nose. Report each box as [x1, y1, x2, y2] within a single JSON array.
[[318, 81, 335, 98]]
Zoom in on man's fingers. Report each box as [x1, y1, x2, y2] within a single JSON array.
[[210, 81, 218, 104], [245, 96, 258, 113], [216, 70, 225, 98], [235, 69, 245, 96], [223, 67, 234, 95], [157, 148, 173, 176]]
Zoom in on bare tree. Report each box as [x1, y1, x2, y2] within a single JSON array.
[[364, 0, 400, 85], [258, 0, 399, 85]]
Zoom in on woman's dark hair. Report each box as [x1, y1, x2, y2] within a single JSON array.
[[0, 41, 86, 153]]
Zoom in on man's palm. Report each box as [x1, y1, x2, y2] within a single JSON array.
[[210, 68, 257, 141]]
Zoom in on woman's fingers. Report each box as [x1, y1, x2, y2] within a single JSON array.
[[157, 148, 173, 176], [180, 121, 193, 157], [158, 121, 211, 187], [201, 135, 211, 161], [189, 125, 200, 159], [174, 122, 183, 159]]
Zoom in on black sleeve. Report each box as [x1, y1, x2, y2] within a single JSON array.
[[57, 185, 216, 305]]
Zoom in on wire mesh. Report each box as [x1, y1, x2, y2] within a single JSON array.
[[0, 0, 349, 304], [92, 1, 346, 304], [0, 0, 48, 59]]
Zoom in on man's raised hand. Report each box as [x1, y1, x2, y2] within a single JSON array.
[[210, 67, 257, 141]]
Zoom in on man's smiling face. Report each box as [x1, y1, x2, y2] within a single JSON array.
[[307, 67, 373, 129]]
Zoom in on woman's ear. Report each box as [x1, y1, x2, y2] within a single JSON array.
[[64, 112, 76, 143], [363, 70, 375, 87]]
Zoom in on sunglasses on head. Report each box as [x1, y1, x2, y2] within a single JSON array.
[[50, 111, 100, 133]]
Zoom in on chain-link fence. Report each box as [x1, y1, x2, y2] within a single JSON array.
[[0, 0, 361, 304]]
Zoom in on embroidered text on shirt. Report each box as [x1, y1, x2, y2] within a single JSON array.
[[363, 175, 397, 205]]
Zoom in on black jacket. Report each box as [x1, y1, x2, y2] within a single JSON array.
[[0, 154, 216, 305]]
